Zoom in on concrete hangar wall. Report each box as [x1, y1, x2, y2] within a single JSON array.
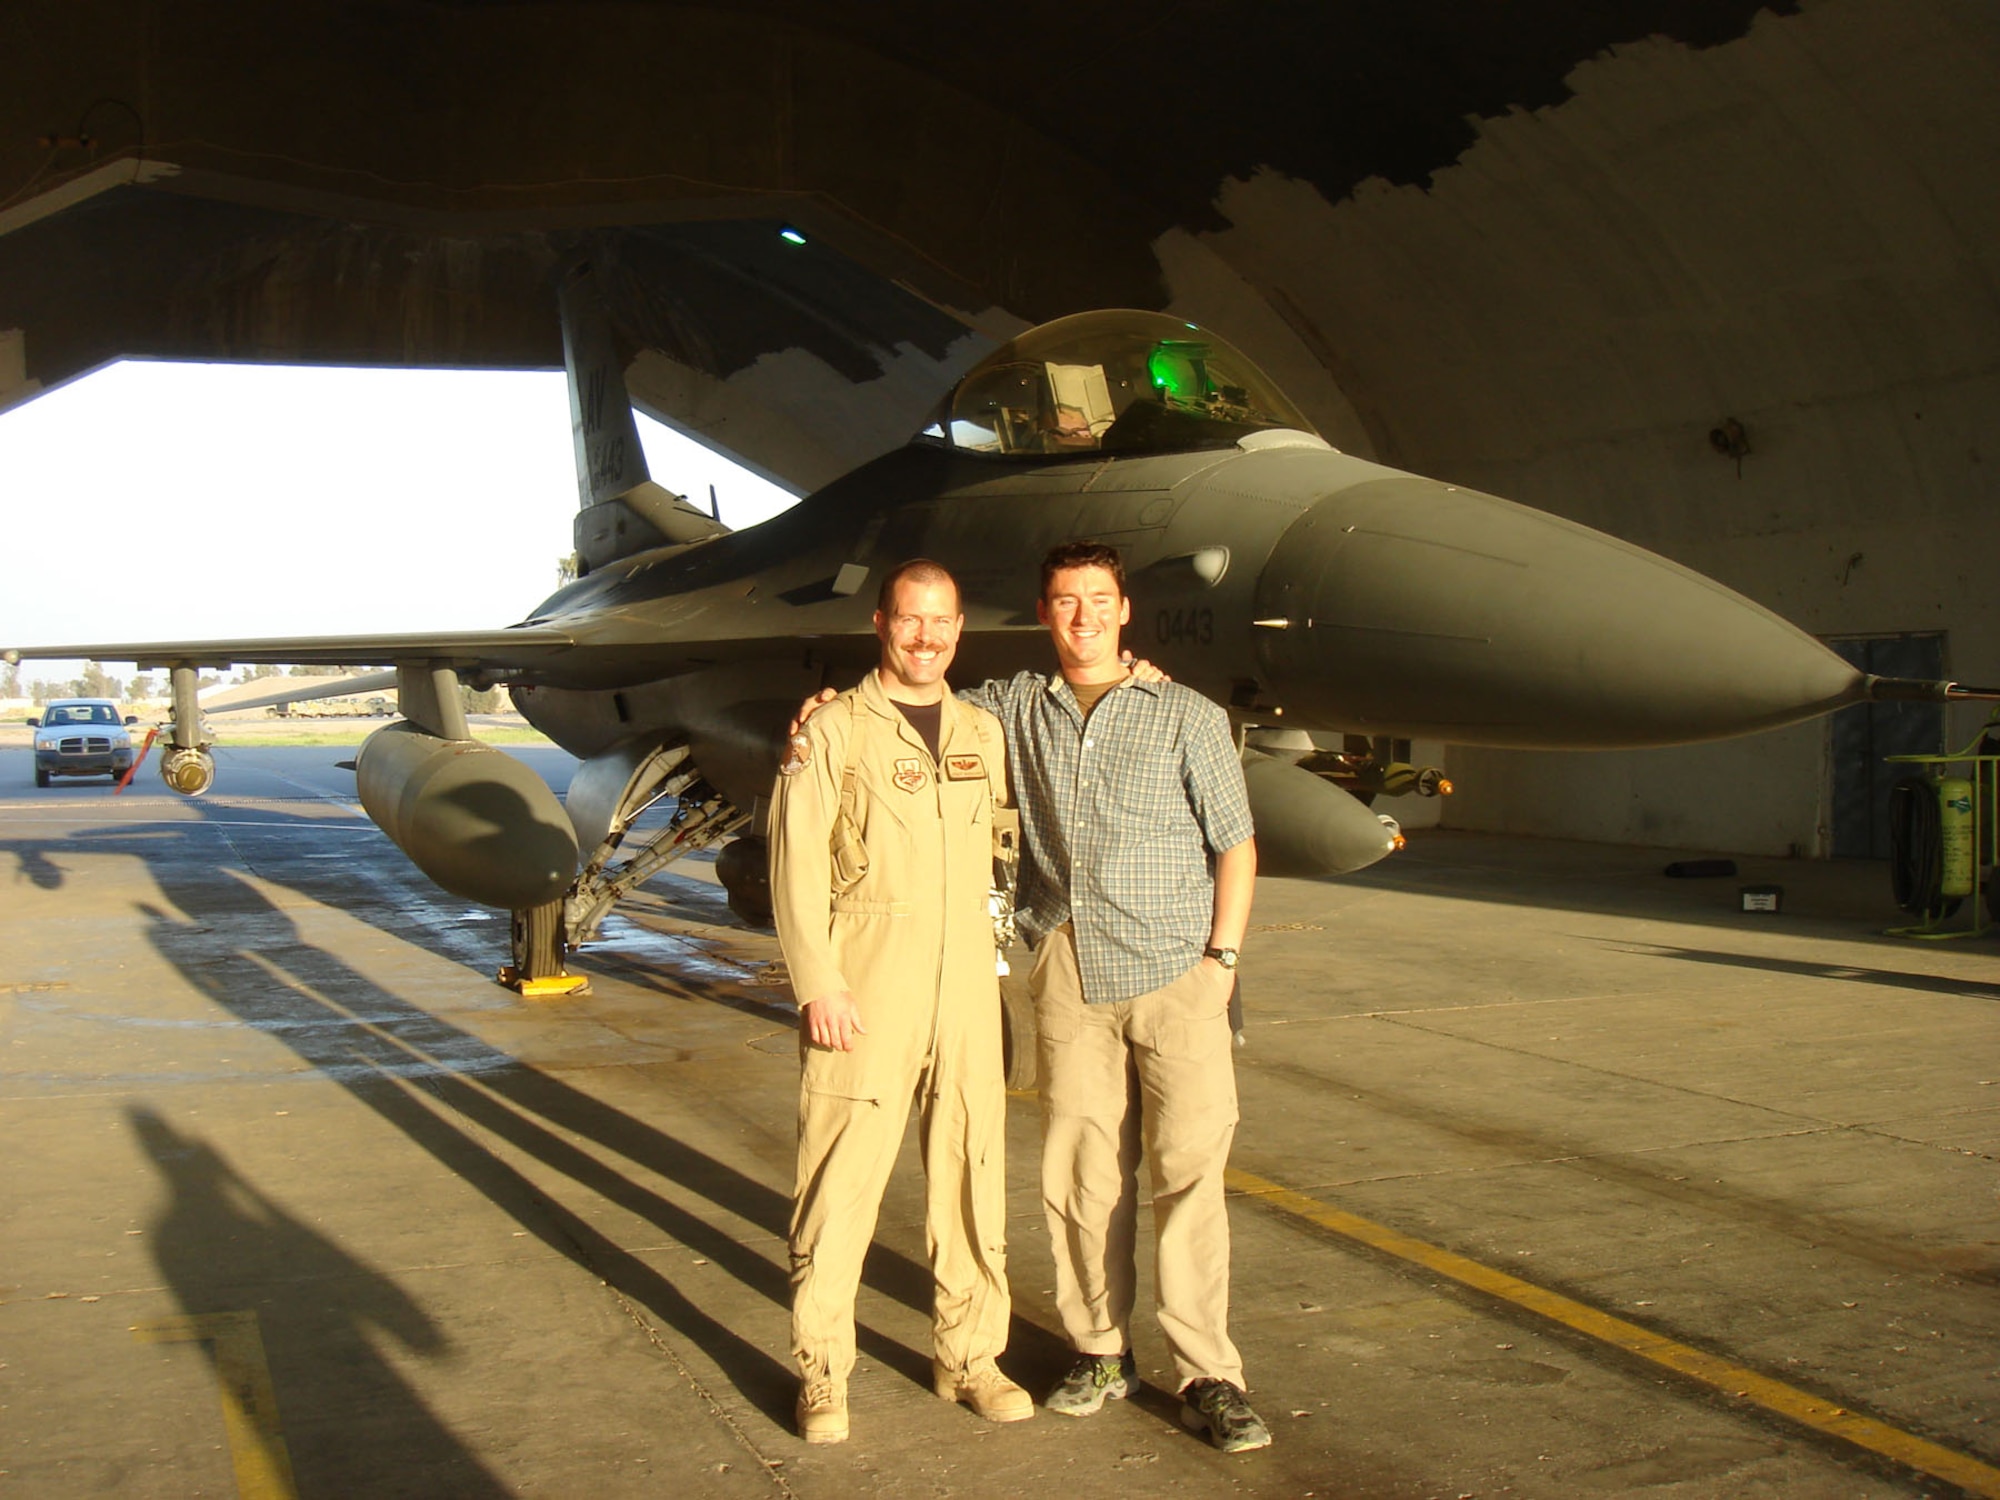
[[3, 0, 1995, 861], [1161, 1, 1998, 858], [1425, 4, 1999, 857]]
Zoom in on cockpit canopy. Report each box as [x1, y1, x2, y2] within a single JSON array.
[[921, 309, 1317, 458]]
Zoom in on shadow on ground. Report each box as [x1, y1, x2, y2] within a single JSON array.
[[132, 859, 1075, 1433], [129, 1106, 514, 1497]]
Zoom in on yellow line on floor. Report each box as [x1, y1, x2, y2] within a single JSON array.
[[132, 1310, 298, 1500], [1227, 1168, 2000, 1499]]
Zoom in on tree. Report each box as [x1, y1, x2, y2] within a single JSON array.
[[126, 673, 156, 702], [238, 663, 281, 683], [70, 662, 121, 699], [0, 663, 19, 699], [288, 664, 345, 677]]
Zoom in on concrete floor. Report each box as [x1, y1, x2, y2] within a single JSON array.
[[1, 742, 1995, 1499]]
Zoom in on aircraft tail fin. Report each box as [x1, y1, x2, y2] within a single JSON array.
[[558, 262, 728, 574]]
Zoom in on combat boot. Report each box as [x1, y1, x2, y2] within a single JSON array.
[[932, 1357, 1034, 1422], [796, 1374, 848, 1444]]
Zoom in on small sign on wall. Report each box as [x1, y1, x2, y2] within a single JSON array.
[[1740, 884, 1783, 914]]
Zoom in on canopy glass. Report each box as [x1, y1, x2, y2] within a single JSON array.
[[922, 310, 1315, 458]]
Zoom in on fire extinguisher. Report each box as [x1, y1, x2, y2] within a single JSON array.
[[1938, 776, 1974, 899]]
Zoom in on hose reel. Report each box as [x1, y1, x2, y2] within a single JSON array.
[[1888, 776, 1964, 919]]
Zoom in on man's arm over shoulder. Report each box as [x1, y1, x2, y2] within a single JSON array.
[[954, 669, 1047, 718]]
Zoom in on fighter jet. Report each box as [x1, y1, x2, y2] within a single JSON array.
[[7, 262, 1986, 989]]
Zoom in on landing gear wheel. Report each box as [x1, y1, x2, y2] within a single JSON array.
[[510, 898, 568, 981], [715, 835, 773, 928], [34, 768, 49, 788], [999, 960, 1038, 1092]]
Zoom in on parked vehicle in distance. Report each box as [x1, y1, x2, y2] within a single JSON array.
[[29, 698, 138, 787]]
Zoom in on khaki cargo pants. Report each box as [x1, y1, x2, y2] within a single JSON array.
[[1032, 924, 1245, 1392]]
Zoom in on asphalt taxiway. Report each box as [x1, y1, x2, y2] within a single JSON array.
[[2, 742, 1995, 1498]]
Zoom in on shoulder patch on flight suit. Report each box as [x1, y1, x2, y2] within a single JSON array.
[[893, 757, 928, 793], [943, 753, 985, 781]]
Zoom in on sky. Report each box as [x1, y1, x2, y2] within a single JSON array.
[[0, 361, 801, 687]]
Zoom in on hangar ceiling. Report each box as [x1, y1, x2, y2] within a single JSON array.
[[12, 0, 1968, 493]]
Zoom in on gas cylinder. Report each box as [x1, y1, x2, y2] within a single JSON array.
[[1938, 776, 1974, 899]]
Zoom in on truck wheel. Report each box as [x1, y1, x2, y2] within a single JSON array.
[[34, 768, 50, 788], [999, 961, 1038, 1092]]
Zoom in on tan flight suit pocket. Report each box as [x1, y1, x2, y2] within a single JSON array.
[[800, 1042, 886, 1101], [830, 810, 869, 893], [800, 1012, 915, 1102]]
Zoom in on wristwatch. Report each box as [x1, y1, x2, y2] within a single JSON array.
[[1202, 945, 1240, 970]]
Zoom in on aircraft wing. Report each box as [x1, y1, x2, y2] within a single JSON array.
[[3, 618, 1061, 702], [2, 627, 579, 673]]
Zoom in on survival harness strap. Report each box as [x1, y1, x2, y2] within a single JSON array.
[[828, 691, 1016, 904], [829, 689, 869, 893]]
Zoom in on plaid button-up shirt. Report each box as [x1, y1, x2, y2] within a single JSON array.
[[958, 672, 1254, 1005]]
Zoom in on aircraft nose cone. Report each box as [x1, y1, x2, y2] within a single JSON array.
[[1254, 476, 1863, 747]]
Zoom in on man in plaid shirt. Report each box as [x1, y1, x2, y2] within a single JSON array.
[[955, 541, 1268, 1454]]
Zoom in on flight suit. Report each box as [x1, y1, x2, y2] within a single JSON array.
[[769, 669, 1011, 1385]]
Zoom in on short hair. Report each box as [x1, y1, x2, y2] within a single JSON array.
[[875, 557, 960, 615], [1040, 540, 1125, 600]]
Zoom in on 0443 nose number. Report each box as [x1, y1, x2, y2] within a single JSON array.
[[1155, 607, 1214, 646]]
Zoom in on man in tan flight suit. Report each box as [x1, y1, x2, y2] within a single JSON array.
[[768, 558, 1033, 1444]]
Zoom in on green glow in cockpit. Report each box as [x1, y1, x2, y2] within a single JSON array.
[[925, 309, 1316, 458], [1147, 342, 1207, 400]]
